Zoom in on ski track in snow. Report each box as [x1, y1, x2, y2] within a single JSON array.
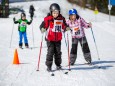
[[0, 0, 115, 86]]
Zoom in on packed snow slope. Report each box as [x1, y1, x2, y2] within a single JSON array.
[[0, 0, 115, 86]]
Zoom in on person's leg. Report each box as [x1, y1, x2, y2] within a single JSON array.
[[54, 41, 62, 69], [19, 32, 23, 48], [31, 13, 34, 19], [80, 36, 92, 64], [70, 38, 78, 65], [46, 41, 54, 71], [23, 32, 29, 48]]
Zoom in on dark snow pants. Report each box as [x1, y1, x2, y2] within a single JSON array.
[[70, 36, 92, 65], [46, 41, 62, 68], [30, 13, 34, 19]]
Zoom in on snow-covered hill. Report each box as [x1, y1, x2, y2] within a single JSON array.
[[0, 0, 115, 86]]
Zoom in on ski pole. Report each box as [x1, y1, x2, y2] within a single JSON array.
[[37, 34, 44, 71], [9, 22, 14, 48], [31, 22, 35, 47], [67, 33, 71, 71], [91, 27, 100, 60], [63, 32, 67, 47]]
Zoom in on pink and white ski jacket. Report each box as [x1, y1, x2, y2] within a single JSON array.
[[66, 17, 90, 38]]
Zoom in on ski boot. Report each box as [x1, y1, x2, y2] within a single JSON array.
[[47, 67, 52, 72], [19, 43, 23, 49], [56, 65, 62, 70], [86, 60, 92, 65], [25, 43, 29, 48]]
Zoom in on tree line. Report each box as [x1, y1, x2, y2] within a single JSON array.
[[68, 0, 115, 15]]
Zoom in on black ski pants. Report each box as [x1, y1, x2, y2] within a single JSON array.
[[70, 36, 92, 64], [46, 41, 62, 68]]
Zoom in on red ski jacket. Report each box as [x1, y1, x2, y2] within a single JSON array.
[[43, 14, 67, 41]]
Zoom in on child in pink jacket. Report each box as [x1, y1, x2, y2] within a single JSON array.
[[66, 9, 92, 65]]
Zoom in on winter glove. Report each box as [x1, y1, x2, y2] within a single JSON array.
[[41, 28, 46, 33], [66, 27, 70, 31], [88, 22, 92, 28]]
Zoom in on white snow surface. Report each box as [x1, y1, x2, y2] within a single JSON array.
[[0, 0, 115, 86]]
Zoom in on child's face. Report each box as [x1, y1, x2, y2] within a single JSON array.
[[69, 14, 76, 21], [52, 10, 59, 18], [22, 16, 26, 20]]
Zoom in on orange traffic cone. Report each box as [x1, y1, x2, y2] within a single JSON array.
[[13, 49, 20, 64]]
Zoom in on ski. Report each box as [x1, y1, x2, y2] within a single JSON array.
[[19, 47, 24, 49], [56, 68, 69, 75], [25, 47, 33, 50], [60, 70, 69, 75], [50, 72, 55, 76], [85, 63, 101, 69], [19, 47, 33, 50], [91, 64, 101, 69], [48, 71, 55, 76], [65, 63, 101, 69], [48, 68, 69, 76]]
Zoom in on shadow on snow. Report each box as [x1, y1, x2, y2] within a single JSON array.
[[68, 60, 115, 70]]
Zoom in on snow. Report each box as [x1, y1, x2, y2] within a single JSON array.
[[0, 0, 115, 86]]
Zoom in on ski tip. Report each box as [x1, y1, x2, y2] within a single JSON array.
[[69, 69, 71, 71], [51, 73, 55, 76], [36, 69, 39, 71], [65, 72, 68, 74]]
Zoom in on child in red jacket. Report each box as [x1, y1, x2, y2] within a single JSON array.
[[40, 3, 68, 72]]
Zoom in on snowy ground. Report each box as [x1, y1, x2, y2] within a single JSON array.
[[0, 0, 115, 86]]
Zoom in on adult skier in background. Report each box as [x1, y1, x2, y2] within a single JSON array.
[[40, 3, 69, 72], [66, 9, 92, 65], [13, 12, 33, 48], [29, 5, 35, 19]]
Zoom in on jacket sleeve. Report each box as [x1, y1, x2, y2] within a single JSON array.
[[39, 21, 45, 30], [62, 17, 68, 30], [44, 17, 49, 29], [14, 19, 20, 24], [66, 19, 70, 26], [27, 19, 32, 25], [80, 18, 89, 28], [39, 14, 50, 31]]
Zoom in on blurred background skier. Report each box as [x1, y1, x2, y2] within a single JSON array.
[[13, 12, 33, 48], [29, 5, 35, 19]]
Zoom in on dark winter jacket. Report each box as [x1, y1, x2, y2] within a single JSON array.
[[29, 5, 35, 14]]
